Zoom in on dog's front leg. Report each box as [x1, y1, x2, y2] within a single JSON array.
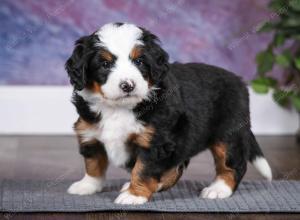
[[68, 118, 108, 195], [114, 158, 158, 205]]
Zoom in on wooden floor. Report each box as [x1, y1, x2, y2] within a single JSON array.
[[0, 135, 299, 220]]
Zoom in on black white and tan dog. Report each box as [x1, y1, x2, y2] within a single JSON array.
[[65, 23, 272, 205]]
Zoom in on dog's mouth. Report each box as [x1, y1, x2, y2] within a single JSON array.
[[100, 94, 143, 108], [115, 94, 140, 101]]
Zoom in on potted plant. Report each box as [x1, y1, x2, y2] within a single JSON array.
[[251, 0, 300, 142]]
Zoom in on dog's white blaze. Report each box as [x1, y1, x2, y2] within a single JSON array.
[[252, 157, 272, 181], [96, 23, 143, 57], [67, 173, 104, 195], [95, 23, 149, 105], [77, 89, 144, 168], [201, 179, 233, 199]]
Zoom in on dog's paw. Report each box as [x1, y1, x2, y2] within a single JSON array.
[[114, 190, 148, 205], [200, 179, 232, 199], [120, 181, 131, 192], [67, 174, 104, 195]]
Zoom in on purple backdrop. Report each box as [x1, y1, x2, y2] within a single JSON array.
[[0, 0, 272, 85]]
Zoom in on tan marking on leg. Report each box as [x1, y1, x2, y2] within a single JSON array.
[[128, 126, 155, 149], [74, 118, 107, 178], [74, 118, 108, 178], [157, 166, 183, 191], [74, 118, 97, 144], [85, 153, 108, 177], [74, 118, 97, 132], [210, 142, 236, 190], [128, 158, 158, 199]]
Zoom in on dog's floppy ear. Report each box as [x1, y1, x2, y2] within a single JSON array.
[[149, 42, 169, 83], [65, 36, 92, 90], [140, 29, 169, 84]]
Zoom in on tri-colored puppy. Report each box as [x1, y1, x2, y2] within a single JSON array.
[[65, 22, 272, 205]]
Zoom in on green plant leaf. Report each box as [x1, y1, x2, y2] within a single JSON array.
[[273, 33, 286, 46], [251, 81, 269, 94], [269, 0, 287, 12], [281, 17, 300, 27], [275, 51, 292, 67], [289, 0, 300, 11], [256, 49, 275, 74], [291, 94, 300, 112], [257, 22, 274, 33], [265, 77, 278, 87], [295, 57, 300, 70], [292, 34, 300, 40], [273, 89, 292, 106], [251, 77, 277, 94]]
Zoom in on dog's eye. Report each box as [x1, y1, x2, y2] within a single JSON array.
[[134, 58, 143, 66], [102, 61, 111, 69]]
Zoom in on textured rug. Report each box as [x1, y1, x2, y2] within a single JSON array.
[[0, 179, 299, 213]]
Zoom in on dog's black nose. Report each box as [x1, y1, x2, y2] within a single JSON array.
[[119, 80, 135, 93]]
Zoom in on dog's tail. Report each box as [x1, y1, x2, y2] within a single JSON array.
[[247, 131, 272, 181]]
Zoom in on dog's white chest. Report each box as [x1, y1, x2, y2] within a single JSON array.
[[97, 107, 144, 167]]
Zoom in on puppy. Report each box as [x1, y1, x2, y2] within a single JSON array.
[[65, 23, 272, 205]]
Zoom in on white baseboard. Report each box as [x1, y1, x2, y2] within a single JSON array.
[[0, 86, 77, 135], [0, 86, 298, 135]]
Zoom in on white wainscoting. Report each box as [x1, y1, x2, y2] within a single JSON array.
[[0, 86, 298, 135]]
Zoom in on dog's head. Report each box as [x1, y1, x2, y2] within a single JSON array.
[[65, 23, 169, 108]]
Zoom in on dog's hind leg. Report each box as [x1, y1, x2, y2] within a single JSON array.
[[201, 140, 247, 199], [156, 161, 189, 192]]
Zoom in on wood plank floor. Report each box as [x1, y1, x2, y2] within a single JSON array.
[[0, 135, 299, 220]]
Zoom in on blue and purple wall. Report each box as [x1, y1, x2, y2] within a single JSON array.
[[0, 0, 271, 85]]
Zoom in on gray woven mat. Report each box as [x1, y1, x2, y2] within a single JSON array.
[[0, 179, 299, 213]]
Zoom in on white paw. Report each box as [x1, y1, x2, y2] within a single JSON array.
[[67, 174, 104, 195], [120, 181, 130, 192], [201, 179, 233, 199], [114, 190, 148, 205]]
